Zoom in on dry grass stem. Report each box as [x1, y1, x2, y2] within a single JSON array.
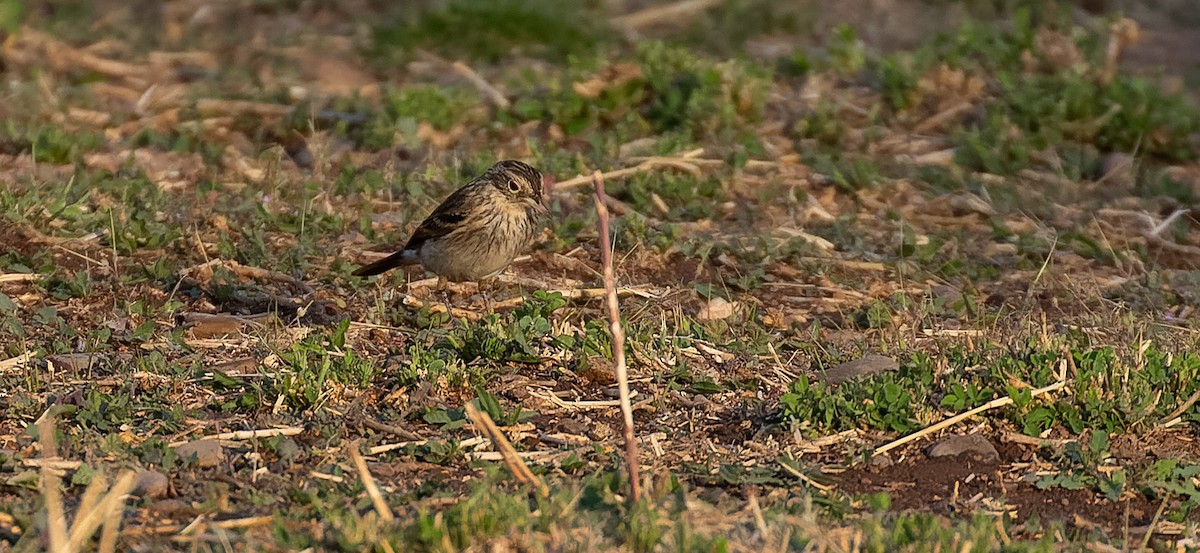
[[874, 379, 1069, 456], [465, 402, 550, 498], [554, 148, 705, 190], [1001, 432, 1075, 448], [195, 98, 294, 117], [1160, 386, 1200, 425], [36, 413, 70, 553], [122, 516, 274, 537], [181, 258, 315, 295], [793, 429, 860, 451], [37, 414, 137, 553], [795, 256, 889, 272], [66, 471, 136, 552], [610, 0, 724, 29], [24, 459, 84, 470], [530, 389, 642, 410], [1149, 208, 1189, 237], [451, 60, 511, 109], [914, 101, 976, 133], [624, 155, 780, 171], [0, 272, 40, 284], [367, 436, 487, 455], [1141, 497, 1169, 550], [363, 418, 423, 441], [0, 352, 35, 373], [777, 459, 834, 492], [202, 427, 304, 441], [348, 440, 395, 522]]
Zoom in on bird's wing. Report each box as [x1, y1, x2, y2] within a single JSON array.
[[401, 184, 474, 252], [352, 184, 479, 277]]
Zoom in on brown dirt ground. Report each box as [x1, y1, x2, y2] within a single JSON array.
[[1, 0, 1199, 549]]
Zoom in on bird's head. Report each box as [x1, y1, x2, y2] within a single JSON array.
[[490, 160, 545, 206]]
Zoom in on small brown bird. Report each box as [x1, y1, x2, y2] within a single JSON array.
[[353, 160, 547, 292]]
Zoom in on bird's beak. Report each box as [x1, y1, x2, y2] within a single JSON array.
[[540, 174, 554, 205]]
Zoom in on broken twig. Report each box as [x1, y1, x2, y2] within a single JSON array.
[[554, 149, 705, 191], [348, 441, 395, 522], [465, 402, 549, 498]]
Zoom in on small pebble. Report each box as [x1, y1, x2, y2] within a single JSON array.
[[817, 355, 900, 385], [925, 434, 1000, 463], [133, 470, 169, 499], [697, 297, 735, 321], [175, 440, 224, 468]]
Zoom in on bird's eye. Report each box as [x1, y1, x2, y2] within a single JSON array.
[[507, 180, 521, 192]]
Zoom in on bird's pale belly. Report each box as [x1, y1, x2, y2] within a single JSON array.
[[418, 236, 519, 282]]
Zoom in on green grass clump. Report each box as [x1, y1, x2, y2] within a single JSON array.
[[370, 0, 615, 64], [0, 168, 186, 256], [316, 85, 483, 151], [637, 41, 769, 138], [808, 6, 1200, 178], [940, 8, 1199, 172], [383, 85, 479, 132], [268, 320, 377, 412], [384, 291, 587, 391], [781, 367, 931, 435], [0, 121, 103, 165], [781, 344, 1200, 439], [300, 466, 1065, 551], [507, 41, 768, 144]]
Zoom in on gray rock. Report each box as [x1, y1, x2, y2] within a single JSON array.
[[175, 440, 224, 467], [925, 434, 999, 462], [588, 423, 614, 442], [274, 437, 300, 462], [133, 470, 169, 499], [817, 355, 900, 385], [930, 285, 964, 306], [697, 297, 735, 320], [147, 499, 194, 517], [947, 192, 995, 216], [558, 418, 589, 435], [47, 353, 107, 372]]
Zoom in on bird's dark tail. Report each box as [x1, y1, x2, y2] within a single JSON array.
[[351, 250, 418, 277]]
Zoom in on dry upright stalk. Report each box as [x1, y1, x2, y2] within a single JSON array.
[[592, 170, 642, 502], [38, 411, 137, 553], [39, 415, 69, 553]]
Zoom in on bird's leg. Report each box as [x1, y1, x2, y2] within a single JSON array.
[[479, 277, 496, 313], [436, 276, 454, 316]]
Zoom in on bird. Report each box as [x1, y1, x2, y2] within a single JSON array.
[[352, 160, 548, 307]]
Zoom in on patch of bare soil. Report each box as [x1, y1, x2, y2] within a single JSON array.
[[841, 432, 1200, 537]]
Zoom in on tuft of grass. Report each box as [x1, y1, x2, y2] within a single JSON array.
[[0, 122, 103, 165], [369, 0, 616, 65], [505, 41, 769, 142], [781, 344, 1200, 440], [662, 0, 816, 57]]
